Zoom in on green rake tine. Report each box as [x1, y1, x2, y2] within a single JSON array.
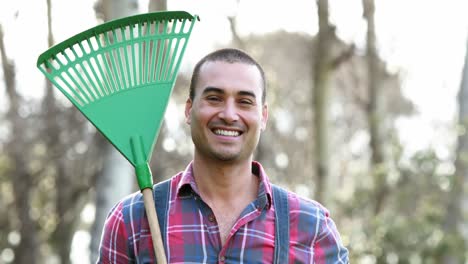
[[131, 27, 138, 87], [172, 18, 195, 79], [140, 21, 147, 84], [85, 55, 106, 98], [93, 50, 112, 95], [159, 22, 172, 81], [41, 61, 85, 106], [120, 27, 133, 89], [91, 34, 112, 96], [117, 28, 131, 89], [144, 21, 152, 84], [140, 22, 146, 85], [68, 46, 98, 101], [148, 20, 157, 83], [61, 57, 93, 103], [163, 40, 175, 81], [58, 51, 93, 103], [78, 41, 105, 98], [98, 33, 115, 93], [148, 26, 158, 83], [166, 21, 178, 80], [138, 22, 144, 86], [104, 32, 123, 91], [176, 17, 195, 65], [150, 20, 162, 82], [112, 29, 128, 90], [68, 39, 99, 100], [155, 21, 169, 81], [167, 21, 184, 80], [93, 54, 110, 96], [142, 21, 149, 85], [168, 38, 181, 80], [101, 41, 118, 93], [168, 20, 184, 79], [50, 55, 91, 105], [88, 58, 106, 98], [77, 43, 102, 100], [43, 60, 76, 103], [164, 19, 179, 81], [135, 23, 141, 85], [76, 60, 99, 101], [86, 38, 96, 53]]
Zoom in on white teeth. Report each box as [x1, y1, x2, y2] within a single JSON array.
[[214, 129, 240, 137]]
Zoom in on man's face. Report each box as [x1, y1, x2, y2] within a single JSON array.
[[185, 61, 268, 163]]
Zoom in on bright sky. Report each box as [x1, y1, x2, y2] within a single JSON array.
[[1, 0, 468, 262], [372, 0, 468, 158]]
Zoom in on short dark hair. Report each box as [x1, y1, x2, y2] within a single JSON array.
[[189, 48, 266, 104]]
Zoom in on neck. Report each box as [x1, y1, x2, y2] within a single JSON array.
[[192, 154, 258, 204]]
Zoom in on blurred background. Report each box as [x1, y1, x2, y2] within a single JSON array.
[[1, 0, 468, 263]]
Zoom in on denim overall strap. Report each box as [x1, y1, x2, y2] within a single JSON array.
[[272, 185, 290, 264], [153, 179, 171, 261], [122, 184, 169, 263]]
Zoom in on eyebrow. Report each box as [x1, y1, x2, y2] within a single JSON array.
[[202, 86, 257, 99], [201, 86, 224, 95]]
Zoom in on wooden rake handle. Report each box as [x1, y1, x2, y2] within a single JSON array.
[[142, 188, 167, 264], [132, 137, 167, 262]]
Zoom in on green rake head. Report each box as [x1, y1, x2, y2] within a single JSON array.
[[37, 11, 198, 189]]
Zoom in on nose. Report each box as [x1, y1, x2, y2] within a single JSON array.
[[218, 99, 239, 124]]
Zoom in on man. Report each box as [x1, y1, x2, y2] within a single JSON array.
[[98, 48, 349, 263]]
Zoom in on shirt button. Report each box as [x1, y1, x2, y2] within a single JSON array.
[[208, 214, 215, 222], [219, 256, 226, 262]]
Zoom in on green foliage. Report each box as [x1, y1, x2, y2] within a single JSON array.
[[340, 146, 466, 263]]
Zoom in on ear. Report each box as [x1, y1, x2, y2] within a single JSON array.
[[185, 98, 193, 125], [261, 103, 268, 131]]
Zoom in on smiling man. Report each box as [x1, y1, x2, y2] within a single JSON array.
[[98, 48, 349, 263]]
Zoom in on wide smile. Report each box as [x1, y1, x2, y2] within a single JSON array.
[[212, 128, 242, 137]]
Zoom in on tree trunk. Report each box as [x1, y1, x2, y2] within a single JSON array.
[[362, 0, 387, 215], [41, 1, 87, 262], [313, 0, 332, 203], [89, 1, 139, 262], [148, 0, 167, 12], [42, 0, 55, 113], [227, 15, 246, 51], [441, 35, 468, 264], [0, 25, 38, 264]]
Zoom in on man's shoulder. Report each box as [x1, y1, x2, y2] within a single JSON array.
[[118, 190, 145, 214], [119, 178, 174, 210], [272, 184, 330, 218]]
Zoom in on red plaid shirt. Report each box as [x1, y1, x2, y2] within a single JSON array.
[[98, 161, 349, 263]]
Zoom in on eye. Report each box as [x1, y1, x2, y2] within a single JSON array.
[[206, 95, 222, 102], [239, 98, 254, 105]]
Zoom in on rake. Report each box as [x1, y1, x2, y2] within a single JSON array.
[[37, 11, 198, 263]]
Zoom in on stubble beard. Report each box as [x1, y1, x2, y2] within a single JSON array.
[[194, 140, 243, 163]]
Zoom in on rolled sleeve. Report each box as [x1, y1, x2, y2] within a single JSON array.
[[313, 209, 349, 264]]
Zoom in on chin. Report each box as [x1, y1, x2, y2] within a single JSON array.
[[213, 151, 255, 164], [212, 153, 240, 162]]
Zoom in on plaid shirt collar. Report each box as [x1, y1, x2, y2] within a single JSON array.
[[176, 161, 273, 210]]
